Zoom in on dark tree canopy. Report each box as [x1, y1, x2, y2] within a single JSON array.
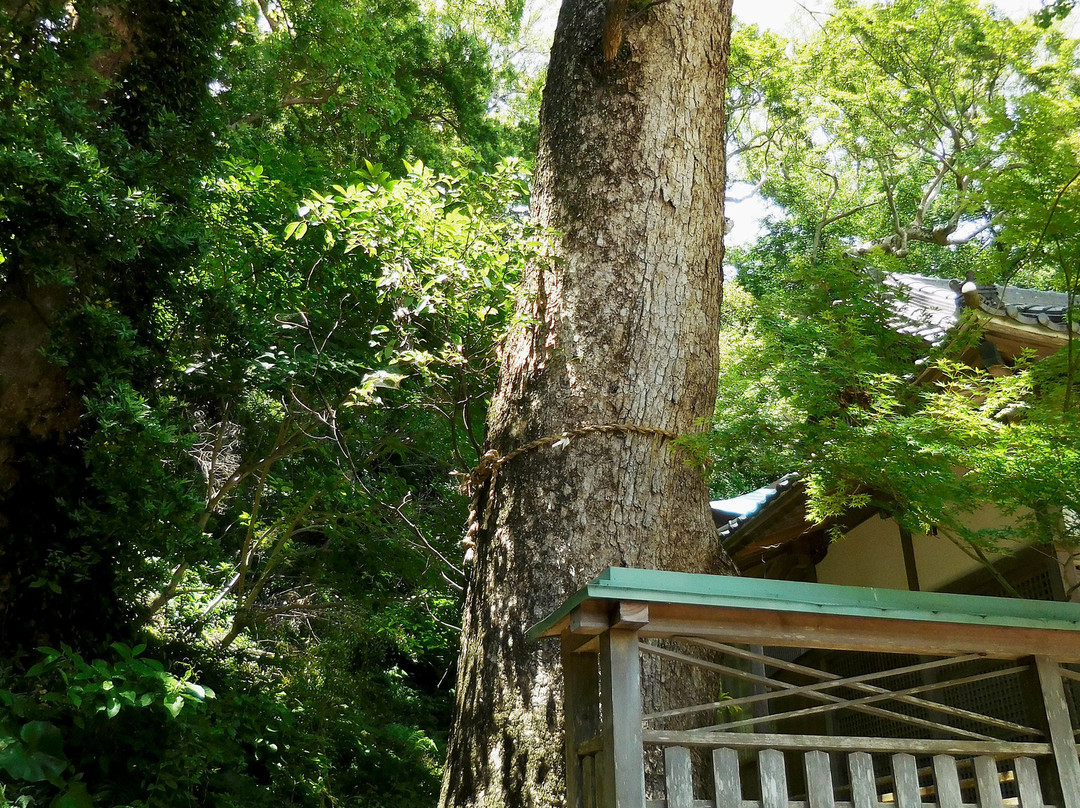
[[0, 1, 536, 805]]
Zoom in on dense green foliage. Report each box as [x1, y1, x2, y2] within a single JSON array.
[[714, 0, 1080, 555], [3, 0, 1080, 804], [0, 1, 539, 805]]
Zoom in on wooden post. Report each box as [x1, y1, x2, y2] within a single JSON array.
[[563, 632, 601, 808], [598, 628, 645, 808], [582, 757, 597, 808], [899, 527, 921, 592], [1035, 656, 1080, 808]]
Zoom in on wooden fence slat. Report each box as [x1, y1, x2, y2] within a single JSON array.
[[593, 748, 611, 808], [974, 755, 1005, 808], [891, 753, 921, 808], [759, 749, 788, 808], [711, 748, 741, 808], [1013, 756, 1046, 808], [664, 746, 694, 808], [932, 755, 963, 808], [804, 750, 835, 808], [582, 755, 596, 808], [848, 752, 878, 808]]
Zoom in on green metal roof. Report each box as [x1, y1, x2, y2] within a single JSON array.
[[528, 567, 1080, 640]]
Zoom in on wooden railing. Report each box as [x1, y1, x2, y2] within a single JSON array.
[[531, 568, 1080, 808]]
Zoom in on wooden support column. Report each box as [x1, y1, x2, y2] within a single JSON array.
[[899, 527, 921, 593], [1035, 655, 1080, 808], [562, 631, 601, 808], [597, 627, 645, 808]]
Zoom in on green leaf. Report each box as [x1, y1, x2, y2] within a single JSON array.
[[50, 781, 93, 808], [0, 722, 67, 783], [20, 722, 64, 759], [109, 642, 131, 659], [164, 695, 184, 718]]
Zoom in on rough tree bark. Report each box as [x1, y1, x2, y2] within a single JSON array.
[[439, 1, 735, 806]]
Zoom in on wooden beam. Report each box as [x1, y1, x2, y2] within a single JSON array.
[[636, 603, 1080, 661], [642, 729, 1052, 757], [899, 527, 920, 592], [562, 632, 601, 654], [570, 601, 609, 635], [611, 601, 649, 631]]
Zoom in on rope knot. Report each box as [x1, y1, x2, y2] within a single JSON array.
[[461, 448, 503, 499]]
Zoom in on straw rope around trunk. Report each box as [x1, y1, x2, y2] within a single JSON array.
[[459, 424, 684, 563]]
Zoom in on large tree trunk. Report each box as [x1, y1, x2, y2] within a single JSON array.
[[439, 1, 734, 806]]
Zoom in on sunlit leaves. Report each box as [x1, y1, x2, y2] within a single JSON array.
[[731, 0, 1067, 261], [287, 157, 539, 393], [721, 0, 1080, 553], [805, 360, 1080, 546]]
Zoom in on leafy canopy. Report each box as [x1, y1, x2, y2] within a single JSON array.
[[716, 0, 1080, 556]]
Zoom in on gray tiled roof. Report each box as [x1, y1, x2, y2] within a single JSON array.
[[885, 273, 1079, 345], [710, 472, 799, 541]]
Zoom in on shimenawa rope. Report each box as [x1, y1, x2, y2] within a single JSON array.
[[459, 423, 683, 563]]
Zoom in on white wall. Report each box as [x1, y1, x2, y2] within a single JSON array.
[[815, 505, 1013, 591]]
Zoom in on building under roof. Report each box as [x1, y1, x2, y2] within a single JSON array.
[[711, 272, 1078, 596]]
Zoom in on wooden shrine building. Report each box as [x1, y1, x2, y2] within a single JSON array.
[[532, 567, 1080, 808]]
